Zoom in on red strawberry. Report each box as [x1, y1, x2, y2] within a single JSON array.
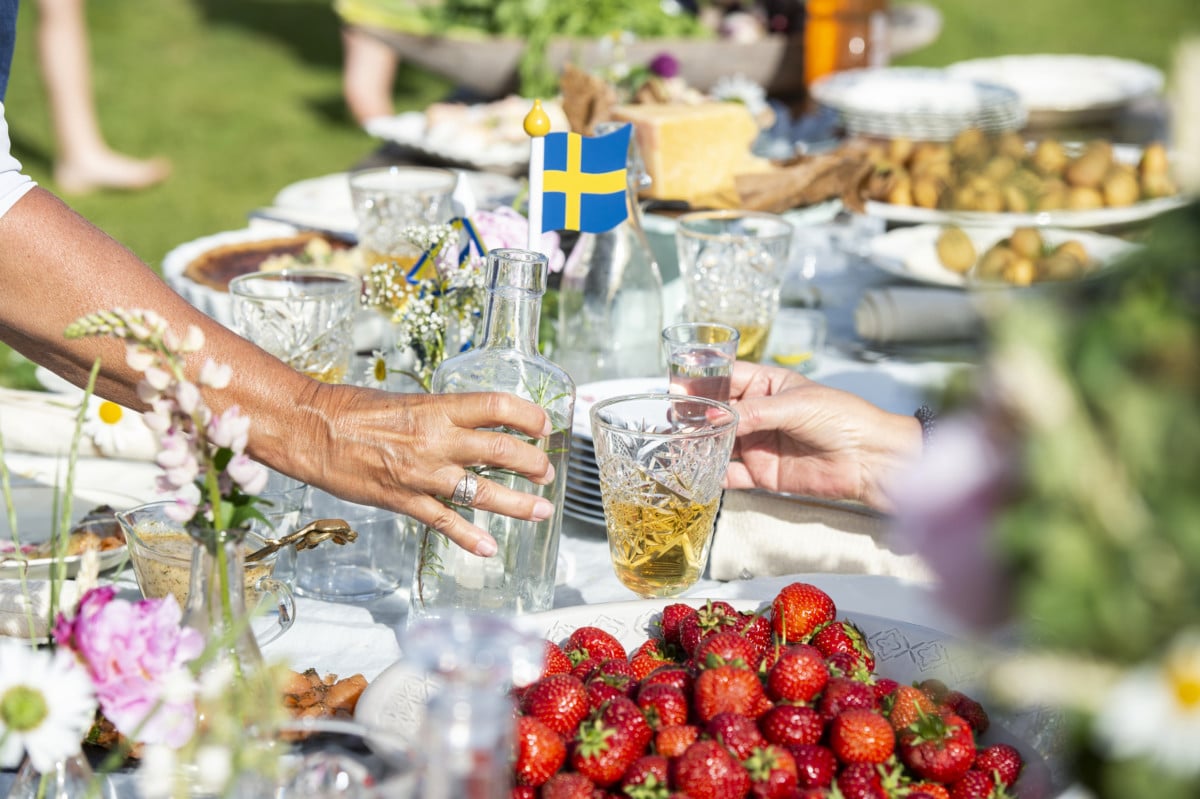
[[973, 743, 1023, 788], [770, 583, 836, 644], [514, 715, 566, 787], [706, 711, 767, 760], [829, 708, 895, 765], [639, 664, 693, 695], [693, 663, 771, 722], [510, 786, 536, 799], [659, 603, 698, 646], [630, 639, 677, 682], [542, 640, 573, 677], [885, 684, 937, 732], [909, 783, 953, 799], [636, 683, 689, 729], [743, 743, 799, 799], [917, 679, 950, 704], [521, 674, 590, 738], [566, 626, 628, 664], [587, 677, 630, 709], [787, 744, 836, 789], [620, 754, 670, 795], [571, 656, 602, 682], [818, 676, 877, 722], [835, 762, 886, 799], [759, 704, 823, 747], [810, 620, 875, 673], [541, 772, 595, 799], [949, 769, 998, 799], [571, 695, 653, 786], [679, 600, 741, 656], [766, 644, 829, 703], [872, 677, 900, 702], [674, 739, 751, 799], [693, 630, 758, 669], [736, 612, 773, 667], [654, 723, 700, 757], [898, 710, 977, 785], [943, 690, 990, 736]]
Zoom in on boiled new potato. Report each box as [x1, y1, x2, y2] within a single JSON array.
[[935, 226, 976, 274], [1008, 227, 1044, 260]]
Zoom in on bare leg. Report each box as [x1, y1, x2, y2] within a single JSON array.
[[36, 0, 170, 194], [342, 27, 398, 126]]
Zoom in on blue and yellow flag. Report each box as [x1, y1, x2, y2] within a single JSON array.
[[540, 124, 631, 234]]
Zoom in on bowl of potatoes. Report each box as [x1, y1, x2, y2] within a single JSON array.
[[858, 128, 1188, 230], [867, 222, 1141, 288]]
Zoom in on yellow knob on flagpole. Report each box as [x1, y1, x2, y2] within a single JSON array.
[[524, 99, 551, 137]]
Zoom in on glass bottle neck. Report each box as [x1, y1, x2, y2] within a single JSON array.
[[479, 249, 547, 354]]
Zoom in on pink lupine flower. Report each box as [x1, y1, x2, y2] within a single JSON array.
[[199, 359, 232, 390], [207, 407, 251, 452], [226, 453, 268, 495]]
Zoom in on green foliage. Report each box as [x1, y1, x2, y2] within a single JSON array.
[[992, 203, 1200, 665]]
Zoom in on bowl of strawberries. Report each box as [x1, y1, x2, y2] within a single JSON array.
[[358, 582, 1061, 798]]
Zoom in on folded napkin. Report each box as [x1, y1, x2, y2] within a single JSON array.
[[0, 386, 157, 462], [262, 597, 403, 682], [0, 580, 80, 638], [708, 490, 932, 583], [854, 287, 983, 345]]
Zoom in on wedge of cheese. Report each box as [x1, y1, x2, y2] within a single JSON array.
[[611, 102, 764, 206]]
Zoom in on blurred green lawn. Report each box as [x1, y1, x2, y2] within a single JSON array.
[[2, 0, 1198, 387]]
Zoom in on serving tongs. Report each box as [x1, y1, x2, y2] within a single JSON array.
[[245, 518, 358, 563]]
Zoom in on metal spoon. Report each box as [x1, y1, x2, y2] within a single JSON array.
[[245, 518, 358, 563]]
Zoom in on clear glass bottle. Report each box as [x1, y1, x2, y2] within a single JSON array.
[[404, 614, 543, 799], [410, 248, 575, 619], [555, 124, 665, 385]]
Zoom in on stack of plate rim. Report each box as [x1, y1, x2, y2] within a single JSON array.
[[563, 377, 669, 528], [809, 66, 1027, 141]]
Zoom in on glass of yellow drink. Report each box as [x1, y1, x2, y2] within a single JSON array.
[[675, 210, 794, 362], [229, 269, 362, 383], [589, 393, 738, 598]]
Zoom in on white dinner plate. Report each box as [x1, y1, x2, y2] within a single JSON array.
[[947, 55, 1163, 125], [562, 501, 606, 527], [572, 377, 669, 439], [0, 484, 139, 579], [809, 67, 1026, 140], [355, 597, 1060, 797], [272, 170, 521, 228], [365, 112, 532, 175], [867, 224, 1140, 289]]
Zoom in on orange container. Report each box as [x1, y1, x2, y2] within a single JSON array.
[[803, 0, 890, 87]]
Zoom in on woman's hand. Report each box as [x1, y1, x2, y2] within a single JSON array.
[[280, 383, 557, 557], [722, 361, 923, 512]]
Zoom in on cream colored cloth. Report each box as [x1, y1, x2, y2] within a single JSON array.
[[708, 490, 933, 583], [854, 287, 982, 345], [0, 386, 157, 461], [0, 580, 80, 638]]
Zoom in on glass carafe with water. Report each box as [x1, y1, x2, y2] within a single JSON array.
[[555, 123, 665, 385]]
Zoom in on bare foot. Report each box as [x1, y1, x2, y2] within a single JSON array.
[[54, 152, 172, 195]]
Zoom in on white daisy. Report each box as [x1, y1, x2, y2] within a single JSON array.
[[82, 396, 148, 457], [0, 641, 98, 772], [361, 349, 394, 389], [1094, 629, 1200, 776]]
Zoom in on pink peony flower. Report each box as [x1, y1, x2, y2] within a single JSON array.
[[473, 207, 565, 274], [55, 588, 203, 748]]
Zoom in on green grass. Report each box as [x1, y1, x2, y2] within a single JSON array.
[[2, 0, 1198, 388]]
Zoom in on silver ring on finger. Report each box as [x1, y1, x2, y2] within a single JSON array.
[[451, 471, 480, 507]]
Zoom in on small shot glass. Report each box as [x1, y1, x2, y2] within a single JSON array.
[[766, 307, 828, 374], [662, 322, 740, 406]]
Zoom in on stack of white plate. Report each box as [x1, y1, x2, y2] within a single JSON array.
[[563, 378, 668, 527], [809, 67, 1026, 141]]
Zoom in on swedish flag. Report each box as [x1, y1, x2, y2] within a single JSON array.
[[540, 124, 631, 234]]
